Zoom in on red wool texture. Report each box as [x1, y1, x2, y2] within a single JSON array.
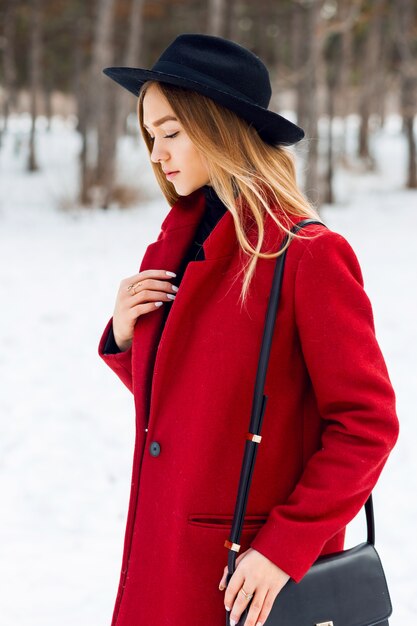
[[98, 187, 399, 626]]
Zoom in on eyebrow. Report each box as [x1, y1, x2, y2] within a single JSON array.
[[143, 115, 178, 130]]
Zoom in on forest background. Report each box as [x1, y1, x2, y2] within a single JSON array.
[[1, 0, 416, 208]]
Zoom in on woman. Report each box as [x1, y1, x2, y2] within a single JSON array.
[[98, 34, 399, 626]]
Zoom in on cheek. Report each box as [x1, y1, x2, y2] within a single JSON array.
[[180, 141, 205, 170], [189, 148, 208, 175]]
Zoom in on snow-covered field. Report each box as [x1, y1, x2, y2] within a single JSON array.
[[0, 113, 416, 624]]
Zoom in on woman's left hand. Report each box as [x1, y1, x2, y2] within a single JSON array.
[[218, 547, 290, 626]]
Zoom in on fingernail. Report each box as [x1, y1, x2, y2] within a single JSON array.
[[171, 285, 179, 292], [155, 301, 164, 307], [166, 271, 176, 276], [230, 619, 236, 626], [225, 605, 231, 611], [167, 294, 176, 300], [256, 622, 263, 626]]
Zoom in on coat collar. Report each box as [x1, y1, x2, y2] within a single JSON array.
[[159, 187, 207, 232], [139, 186, 239, 271], [144, 184, 291, 268]]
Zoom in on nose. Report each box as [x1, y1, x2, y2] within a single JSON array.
[[150, 139, 170, 164]]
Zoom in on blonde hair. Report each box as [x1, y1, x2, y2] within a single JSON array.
[[137, 81, 321, 308]]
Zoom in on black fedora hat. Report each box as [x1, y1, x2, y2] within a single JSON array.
[[103, 33, 304, 146]]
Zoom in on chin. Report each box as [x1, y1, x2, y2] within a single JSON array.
[[174, 183, 203, 197]]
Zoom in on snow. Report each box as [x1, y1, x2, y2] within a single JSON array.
[[0, 113, 415, 624]]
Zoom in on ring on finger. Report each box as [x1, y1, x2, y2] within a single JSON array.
[[127, 281, 142, 295], [239, 586, 254, 601]]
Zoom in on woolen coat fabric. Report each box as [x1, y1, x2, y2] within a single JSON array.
[[102, 184, 227, 355], [98, 186, 399, 626]]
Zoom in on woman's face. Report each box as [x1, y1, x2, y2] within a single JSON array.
[[142, 84, 211, 196]]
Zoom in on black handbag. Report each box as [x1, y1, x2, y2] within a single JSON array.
[[224, 219, 393, 626]]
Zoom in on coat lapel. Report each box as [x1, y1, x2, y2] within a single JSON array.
[[132, 186, 239, 429], [138, 186, 240, 268]]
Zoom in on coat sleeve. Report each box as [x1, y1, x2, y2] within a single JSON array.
[[250, 228, 399, 582], [98, 316, 133, 394]]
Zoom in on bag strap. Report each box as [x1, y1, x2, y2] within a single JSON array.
[[225, 219, 375, 585]]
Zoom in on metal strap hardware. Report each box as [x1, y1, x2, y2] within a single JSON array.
[[246, 432, 262, 443], [224, 539, 240, 552]]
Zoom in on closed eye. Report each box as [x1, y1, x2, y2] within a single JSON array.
[[147, 132, 179, 142]]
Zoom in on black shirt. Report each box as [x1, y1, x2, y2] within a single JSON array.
[[103, 184, 228, 354]]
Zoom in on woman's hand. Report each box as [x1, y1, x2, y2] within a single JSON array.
[[112, 269, 178, 351], [218, 547, 290, 626]]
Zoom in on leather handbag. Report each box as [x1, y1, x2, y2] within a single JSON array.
[[224, 219, 393, 626]]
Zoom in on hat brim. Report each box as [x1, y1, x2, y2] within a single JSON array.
[[103, 66, 304, 146]]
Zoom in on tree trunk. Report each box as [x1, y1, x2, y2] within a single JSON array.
[[73, 10, 90, 206], [224, 0, 237, 40], [207, 0, 228, 37], [1, 0, 18, 142], [304, 0, 324, 207], [27, 0, 43, 172], [357, 0, 384, 168], [324, 76, 335, 204], [404, 115, 417, 189], [80, 0, 116, 209], [394, 0, 417, 189], [337, 0, 355, 166], [256, 0, 270, 62], [44, 78, 53, 131], [372, 4, 389, 130], [293, 2, 308, 131], [115, 0, 146, 141]]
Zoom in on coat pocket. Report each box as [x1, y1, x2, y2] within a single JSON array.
[[187, 513, 268, 530]]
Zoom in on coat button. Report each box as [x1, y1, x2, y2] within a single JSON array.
[[149, 441, 161, 457]]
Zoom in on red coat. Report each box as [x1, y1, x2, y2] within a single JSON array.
[[98, 187, 399, 626]]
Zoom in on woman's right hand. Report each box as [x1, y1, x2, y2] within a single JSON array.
[[112, 269, 178, 351]]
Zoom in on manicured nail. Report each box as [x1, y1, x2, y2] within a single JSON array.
[[171, 285, 179, 292], [225, 606, 231, 611], [166, 271, 176, 276], [167, 294, 176, 300], [230, 619, 236, 626], [155, 301, 164, 307], [256, 622, 263, 626]]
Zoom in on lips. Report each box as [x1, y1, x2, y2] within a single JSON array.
[[165, 170, 179, 176]]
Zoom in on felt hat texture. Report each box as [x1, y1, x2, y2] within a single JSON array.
[[103, 33, 304, 146]]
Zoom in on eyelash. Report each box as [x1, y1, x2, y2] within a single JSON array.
[[148, 132, 179, 142]]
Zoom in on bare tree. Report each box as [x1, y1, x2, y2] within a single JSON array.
[[207, 0, 228, 37], [27, 0, 44, 172], [292, 0, 309, 131], [0, 0, 18, 143], [224, 0, 238, 40], [114, 0, 146, 141], [255, 0, 272, 62], [303, 0, 325, 207], [80, 0, 116, 208], [357, 0, 385, 168], [372, 3, 389, 129], [73, 7, 91, 207], [323, 33, 339, 204], [394, 0, 417, 189], [337, 0, 357, 165]]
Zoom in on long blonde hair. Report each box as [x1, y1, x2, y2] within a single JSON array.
[[137, 81, 321, 307]]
